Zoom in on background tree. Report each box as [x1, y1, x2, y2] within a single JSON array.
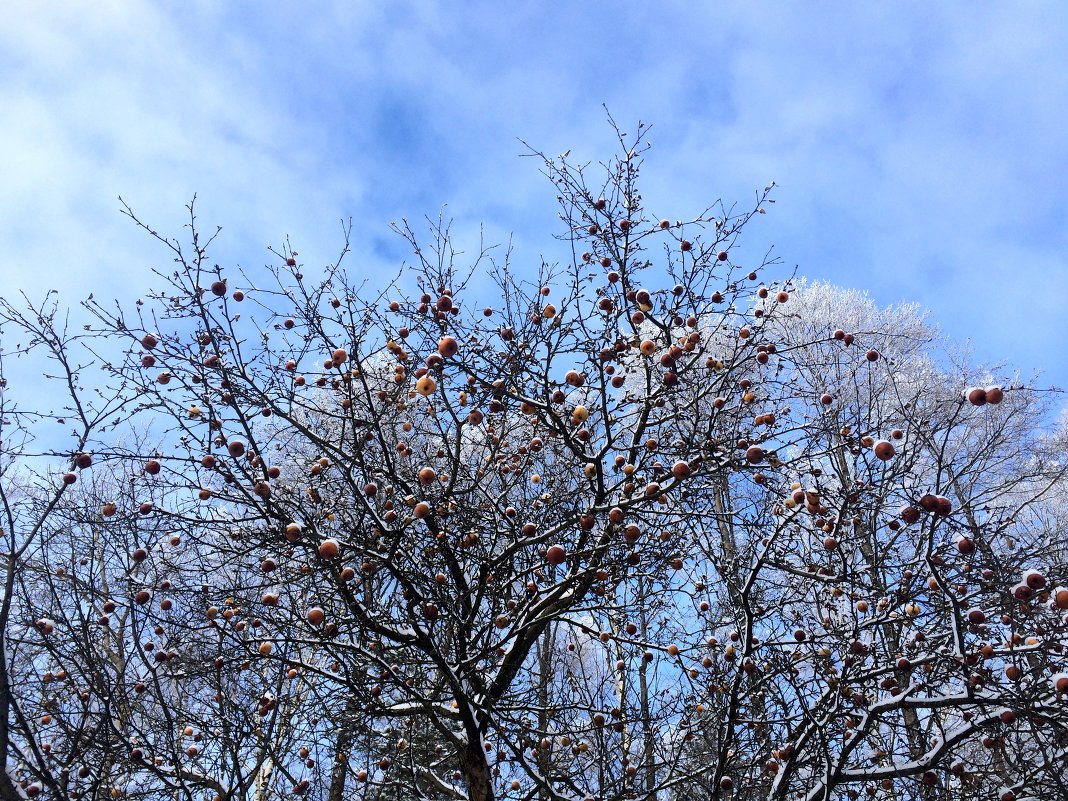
[[2, 124, 1066, 801]]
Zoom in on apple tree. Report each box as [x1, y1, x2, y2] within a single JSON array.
[[2, 124, 1066, 801]]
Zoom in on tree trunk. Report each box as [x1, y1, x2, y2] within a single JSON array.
[[253, 756, 273, 801], [536, 627, 555, 801], [459, 737, 494, 801], [636, 576, 656, 800], [327, 697, 360, 801]]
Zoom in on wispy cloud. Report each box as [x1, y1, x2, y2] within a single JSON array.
[[1, 1, 1065, 394]]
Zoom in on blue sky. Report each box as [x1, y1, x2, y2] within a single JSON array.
[[2, 2, 1066, 398]]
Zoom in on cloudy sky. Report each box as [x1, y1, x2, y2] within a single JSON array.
[[3, 2, 1066, 397]]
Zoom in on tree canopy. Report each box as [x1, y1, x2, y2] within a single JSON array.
[[2, 126, 1066, 801]]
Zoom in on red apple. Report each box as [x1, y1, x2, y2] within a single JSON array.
[[900, 506, 920, 525], [1023, 569, 1046, 590], [546, 545, 566, 565], [437, 337, 458, 358]]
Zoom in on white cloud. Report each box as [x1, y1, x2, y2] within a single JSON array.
[[0, 0, 1064, 400]]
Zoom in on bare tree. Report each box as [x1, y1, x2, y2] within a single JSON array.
[[2, 123, 1065, 801]]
